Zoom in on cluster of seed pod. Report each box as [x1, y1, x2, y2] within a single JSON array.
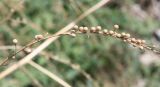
[[69, 25, 160, 54]]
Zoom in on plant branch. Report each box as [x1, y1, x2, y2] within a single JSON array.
[[0, 0, 111, 79], [28, 61, 71, 87]]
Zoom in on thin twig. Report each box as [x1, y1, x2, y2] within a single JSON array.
[[28, 61, 71, 87], [0, 33, 69, 66], [0, 46, 22, 50], [50, 56, 92, 80], [20, 67, 44, 87], [40, 51, 93, 80], [0, 0, 110, 79]]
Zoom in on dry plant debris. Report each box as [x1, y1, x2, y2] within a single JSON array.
[[0, 24, 160, 66]]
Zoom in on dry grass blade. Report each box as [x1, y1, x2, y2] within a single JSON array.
[[0, 46, 22, 50], [0, 0, 111, 80], [28, 61, 71, 87], [20, 67, 43, 87], [50, 56, 92, 80]]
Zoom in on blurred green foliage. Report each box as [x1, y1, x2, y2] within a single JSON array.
[[0, 0, 160, 87]]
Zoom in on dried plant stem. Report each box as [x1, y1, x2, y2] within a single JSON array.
[[28, 61, 71, 87], [0, 46, 22, 50], [49, 55, 101, 86], [41, 51, 92, 80], [20, 67, 43, 87], [0, 0, 110, 80], [0, 33, 70, 66], [0, 39, 36, 66], [50, 56, 92, 80]]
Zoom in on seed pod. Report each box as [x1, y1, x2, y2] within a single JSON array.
[[109, 30, 114, 35], [131, 38, 136, 43], [112, 32, 117, 37], [98, 31, 103, 34], [79, 27, 84, 32], [70, 33, 76, 37], [127, 39, 132, 43], [146, 46, 152, 50], [13, 39, 18, 44], [123, 40, 127, 42], [24, 48, 32, 54], [90, 27, 96, 33], [73, 25, 79, 30], [125, 33, 131, 38], [83, 27, 89, 33], [141, 40, 146, 44], [116, 34, 121, 38], [35, 34, 44, 40], [114, 24, 119, 29], [96, 26, 102, 31], [137, 39, 142, 44], [153, 45, 156, 48], [70, 30, 76, 33], [121, 32, 126, 37], [12, 56, 16, 59], [103, 29, 108, 34], [139, 46, 144, 50]]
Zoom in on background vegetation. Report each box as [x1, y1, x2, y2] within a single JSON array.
[[0, 0, 160, 87]]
